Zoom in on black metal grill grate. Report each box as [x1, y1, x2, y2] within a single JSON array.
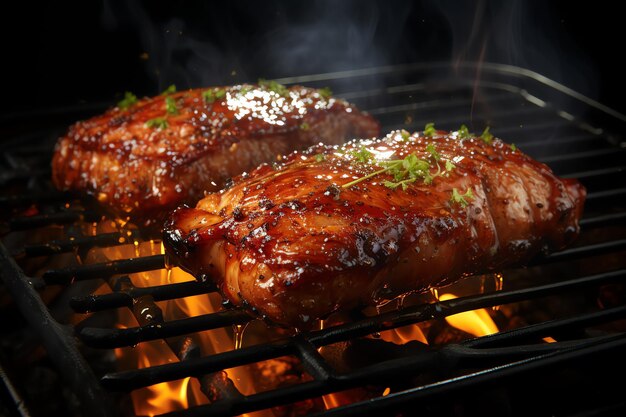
[[2, 62, 626, 417]]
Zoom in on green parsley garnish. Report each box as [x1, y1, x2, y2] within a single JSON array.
[[202, 89, 216, 103], [117, 91, 138, 109], [317, 87, 333, 99], [239, 85, 253, 95], [342, 154, 429, 190], [315, 154, 325, 162], [258, 79, 289, 97], [349, 146, 374, 163], [342, 142, 456, 190], [457, 124, 471, 139], [202, 88, 226, 103], [300, 122, 310, 131], [400, 129, 410, 141], [481, 126, 493, 144], [165, 96, 178, 114], [161, 84, 176, 95], [426, 143, 441, 161], [510, 143, 517, 152], [451, 187, 474, 207], [424, 122, 436, 137], [145, 117, 168, 130], [381, 154, 433, 190]]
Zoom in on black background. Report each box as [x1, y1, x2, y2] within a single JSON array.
[[3, 1, 624, 117]]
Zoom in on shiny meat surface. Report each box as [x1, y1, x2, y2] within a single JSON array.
[[164, 129, 586, 328], [51, 84, 380, 225]]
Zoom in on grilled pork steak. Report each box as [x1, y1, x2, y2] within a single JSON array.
[[164, 129, 586, 328], [51, 83, 379, 225]]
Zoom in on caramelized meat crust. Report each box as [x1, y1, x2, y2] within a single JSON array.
[[51, 84, 380, 224], [163, 129, 586, 328]]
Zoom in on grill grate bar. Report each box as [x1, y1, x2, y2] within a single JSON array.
[[339, 83, 513, 103], [372, 101, 550, 122], [77, 307, 252, 349], [0, 168, 50, 186], [587, 187, 626, 205], [585, 187, 626, 202], [292, 336, 334, 381], [8, 210, 102, 231], [23, 230, 146, 257], [488, 120, 572, 137], [579, 212, 626, 227], [165, 381, 329, 417], [361, 93, 522, 115], [537, 147, 619, 164], [210, 380, 328, 417], [70, 279, 216, 313], [463, 305, 626, 349], [382, 107, 555, 133], [562, 165, 625, 180], [504, 133, 602, 149], [0, 190, 72, 208], [530, 239, 626, 266], [101, 340, 295, 391], [43, 254, 165, 284]]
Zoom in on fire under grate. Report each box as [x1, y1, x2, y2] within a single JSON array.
[[2, 62, 626, 417]]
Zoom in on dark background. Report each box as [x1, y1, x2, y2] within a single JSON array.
[[2, 1, 624, 117]]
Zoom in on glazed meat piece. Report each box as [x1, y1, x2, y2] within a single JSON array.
[[164, 128, 586, 328], [52, 83, 380, 224]]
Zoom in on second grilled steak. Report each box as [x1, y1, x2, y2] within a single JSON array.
[[164, 128, 586, 328], [51, 83, 380, 224]]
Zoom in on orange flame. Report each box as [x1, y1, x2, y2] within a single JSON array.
[[322, 393, 343, 410], [439, 293, 499, 337], [134, 345, 191, 416], [379, 323, 428, 344]]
